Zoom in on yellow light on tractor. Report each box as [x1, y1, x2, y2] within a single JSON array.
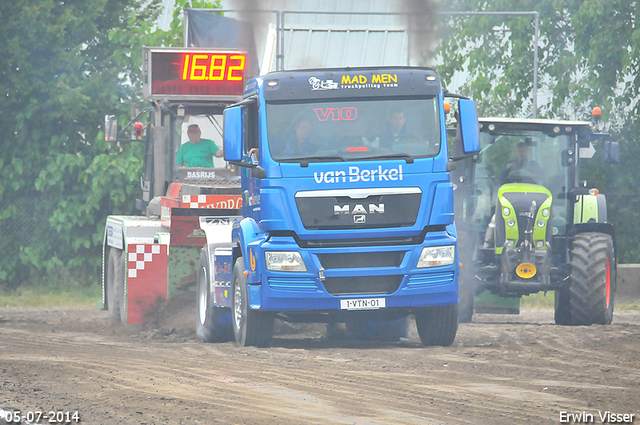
[[516, 263, 537, 279]]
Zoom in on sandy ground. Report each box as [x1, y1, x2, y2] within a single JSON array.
[[1, 293, 639, 425]]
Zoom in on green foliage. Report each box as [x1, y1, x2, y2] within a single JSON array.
[[436, 1, 640, 262], [0, 0, 219, 288]]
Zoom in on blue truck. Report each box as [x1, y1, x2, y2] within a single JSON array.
[[196, 66, 479, 346]]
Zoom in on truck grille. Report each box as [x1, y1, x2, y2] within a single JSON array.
[[322, 275, 402, 295], [317, 251, 405, 269]]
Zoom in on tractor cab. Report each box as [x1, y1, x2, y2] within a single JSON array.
[[454, 115, 618, 325]]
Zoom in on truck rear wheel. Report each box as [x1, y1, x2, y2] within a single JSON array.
[[232, 257, 274, 347], [196, 248, 233, 343], [554, 288, 572, 325], [106, 248, 126, 325], [569, 232, 615, 325], [415, 304, 458, 346]]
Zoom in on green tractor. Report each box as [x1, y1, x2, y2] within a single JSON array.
[[453, 113, 619, 325]]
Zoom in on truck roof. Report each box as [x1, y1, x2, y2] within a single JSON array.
[[255, 66, 442, 101]]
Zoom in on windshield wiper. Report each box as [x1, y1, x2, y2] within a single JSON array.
[[280, 156, 347, 166], [359, 154, 415, 163]]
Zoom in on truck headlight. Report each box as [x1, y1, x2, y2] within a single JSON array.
[[417, 245, 455, 268], [265, 251, 307, 272]]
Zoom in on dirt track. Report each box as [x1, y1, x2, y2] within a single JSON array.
[[1, 295, 639, 425]]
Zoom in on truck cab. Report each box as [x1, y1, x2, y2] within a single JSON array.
[[197, 67, 479, 346]]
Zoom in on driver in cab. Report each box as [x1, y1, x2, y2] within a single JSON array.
[[500, 141, 544, 184], [175, 124, 224, 168], [380, 108, 408, 145]]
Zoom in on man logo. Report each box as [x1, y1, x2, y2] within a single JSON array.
[[354, 215, 366, 224], [334, 203, 385, 215]]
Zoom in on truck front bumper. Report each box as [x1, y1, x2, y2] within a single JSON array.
[[248, 232, 459, 312]]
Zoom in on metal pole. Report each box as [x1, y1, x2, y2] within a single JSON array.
[[153, 103, 165, 198], [533, 12, 539, 118]]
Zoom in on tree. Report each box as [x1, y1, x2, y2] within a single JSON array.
[[435, 0, 640, 262], [0, 0, 220, 288]]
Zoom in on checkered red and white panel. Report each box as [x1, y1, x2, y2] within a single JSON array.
[[182, 195, 209, 209], [125, 243, 168, 325], [180, 194, 242, 209], [128, 244, 163, 278]]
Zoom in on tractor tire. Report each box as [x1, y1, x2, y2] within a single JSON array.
[[569, 232, 615, 325], [196, 248, 233, 343], [232, 257, 274, 347], [415, 304, 458, 347], [554, 288, 572, 325], [106, 248, 126, 325]]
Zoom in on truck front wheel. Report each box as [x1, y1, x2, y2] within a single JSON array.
[[415, 304, 458, 346], [106, 248, 126, 325], [569, 232, 615, 325], [232, 257, 274, 347], [196, 248, 233, 342]]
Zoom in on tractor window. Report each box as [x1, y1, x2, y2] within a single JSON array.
[[477, 130, 571, 235]]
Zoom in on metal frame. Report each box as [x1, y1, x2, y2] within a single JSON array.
[[183, 9, 540, 116]]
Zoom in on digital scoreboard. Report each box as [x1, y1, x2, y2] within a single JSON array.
[[142, 47, 248, 101]]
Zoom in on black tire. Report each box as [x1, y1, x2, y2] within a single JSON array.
[[106, 248, 126, 325], [196, 248, 233, 343], [415, 304, 458, 346], [569, 232, 615, 325], [554, 288, 572, 325], [232, 257, 274, 347]]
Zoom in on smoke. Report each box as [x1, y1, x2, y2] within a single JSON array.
[[226, 0, 280, 73], [399, 0, 437, 66]]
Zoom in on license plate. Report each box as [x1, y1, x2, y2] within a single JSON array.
[[340, 298, 386, 310]]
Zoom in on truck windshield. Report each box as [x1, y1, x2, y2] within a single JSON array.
[[266, 98, 441, 162]]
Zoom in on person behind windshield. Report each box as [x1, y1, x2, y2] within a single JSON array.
[[175, 124, 224, 168], [500, 141, 544, 184], [380, 108, 408, 145], [279, 117, 318, 157]]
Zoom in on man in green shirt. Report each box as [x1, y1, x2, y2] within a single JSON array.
[[175, 124, 224, 167]]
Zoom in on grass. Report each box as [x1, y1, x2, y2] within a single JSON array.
[[0, 283, 102, 308], [520, 292, 555, 308], [520, 292, 640, 311]]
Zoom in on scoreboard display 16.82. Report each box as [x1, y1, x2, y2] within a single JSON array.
[[142, 47, 248, 101]]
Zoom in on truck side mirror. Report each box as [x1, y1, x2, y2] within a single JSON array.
[[223, 106, 243, 162], [604, 140, 620, 164], [458, 99, 480, 154]]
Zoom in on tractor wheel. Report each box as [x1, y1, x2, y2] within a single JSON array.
[[553, 288, 572, 325], [415, 304, 458, 347], [232, 257, 274, 347], [569, 232, 615, 325], [196, 248, 233, 343], [106, 248, 126, 325]]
